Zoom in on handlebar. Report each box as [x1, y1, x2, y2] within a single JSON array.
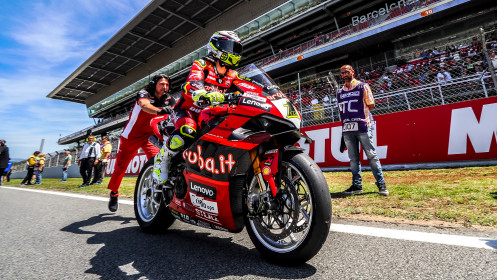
[[197, 92, 242, 107]]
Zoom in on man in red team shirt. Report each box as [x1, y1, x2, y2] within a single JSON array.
[[153, 31, 243, 183], [108, 74, 174, 212]]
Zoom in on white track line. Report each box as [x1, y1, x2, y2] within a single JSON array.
[[331, 224, 497, 250], [1, 186, 133, 205], [3, 186, 496, 250]]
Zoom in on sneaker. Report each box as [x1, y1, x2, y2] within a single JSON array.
[[109, 192, 119, 212], [377, 182, 389, 196], [342, 185, 363, 195], [78, 183, 89, 188]]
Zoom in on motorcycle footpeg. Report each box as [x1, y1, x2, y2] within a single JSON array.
[[162, 185, 174, 206]]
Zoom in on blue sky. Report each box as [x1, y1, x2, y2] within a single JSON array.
[[0, 0, 151, 160]]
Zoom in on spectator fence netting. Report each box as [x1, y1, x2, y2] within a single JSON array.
[[282, 29, 497, 128]]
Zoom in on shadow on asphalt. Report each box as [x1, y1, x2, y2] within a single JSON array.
[[61, 214, 317, 279], [330, 191, 377, 199], [484, 239, 497, 249]]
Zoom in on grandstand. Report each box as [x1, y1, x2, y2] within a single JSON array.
[[11, 0, 496, 174]]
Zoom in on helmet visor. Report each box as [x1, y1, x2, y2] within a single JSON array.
[[214, 39, 243, 56]]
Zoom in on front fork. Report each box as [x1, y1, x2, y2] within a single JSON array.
[[249, 148, 281, 197]]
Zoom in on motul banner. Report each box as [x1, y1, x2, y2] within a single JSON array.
[[298, 96, 497, 167], [105, 153, 149, 176]]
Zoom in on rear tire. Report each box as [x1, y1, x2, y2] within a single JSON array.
[[134, 158, 175, 233], [244, 152, 332, 265]]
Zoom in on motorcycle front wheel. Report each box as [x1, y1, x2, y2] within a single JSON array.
[[244, 152, 332, 265], [134, 158, 175, 233]]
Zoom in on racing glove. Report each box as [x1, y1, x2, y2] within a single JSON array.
[[157, 107, 172, 115], [192, 90, 224, 107]]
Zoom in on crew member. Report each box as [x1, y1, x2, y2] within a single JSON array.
[[337, 65, 388, 196], [107, 74, 174, 212]]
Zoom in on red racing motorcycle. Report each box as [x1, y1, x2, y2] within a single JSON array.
[[134, 64, 332, 265]]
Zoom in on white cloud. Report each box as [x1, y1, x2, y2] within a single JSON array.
[[0, 0, 152, 160]]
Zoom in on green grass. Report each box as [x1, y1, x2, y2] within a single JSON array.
[[4, 166, 497, 229], [325, 166, 497, 228]]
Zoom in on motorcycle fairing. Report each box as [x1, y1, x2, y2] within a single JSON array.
[[150, 115, 169, 142], [168, 171, 241, 231], [182, 139, 251, 182]]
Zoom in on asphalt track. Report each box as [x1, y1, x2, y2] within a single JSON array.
[[1, 186, 496, 279]]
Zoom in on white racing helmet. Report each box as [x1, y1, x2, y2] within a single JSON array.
[[206, 31, 243, 68]]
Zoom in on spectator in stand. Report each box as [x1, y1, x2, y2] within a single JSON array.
[[34, 153, 45, 184], [453, 50, 461, 62], [468, 48, 477, 57], [471, 36, 482, 51], [336, 65, 388, 196], [437, 68, 452, 85], [21, 151, 40, 185], [421, 50, 430, 59], [432, 48, 440, 56], [61, 150, 72, 182], [475, 64, 485, 75], [91, 136, 112, 185], [486, 31, 497, 49], [446, 44, 457, 53], [78, 135, 100, 188], [445, 57, 460, 77], [490, 50, 497, 70], [463, 57, 476, 75], [0, 139, 9, 185]]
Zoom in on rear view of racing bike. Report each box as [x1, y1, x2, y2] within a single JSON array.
[[134, 64, 332, 265]]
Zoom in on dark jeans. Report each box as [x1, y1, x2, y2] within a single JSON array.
[[343, 129, 385, 187], [21, 167, 34, 185], [91, 161, 107, 184], [80, 158, 95, 185]]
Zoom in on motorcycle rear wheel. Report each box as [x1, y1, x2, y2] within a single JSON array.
[[134, 158, 175, 233], [244, 152, 332, 265]]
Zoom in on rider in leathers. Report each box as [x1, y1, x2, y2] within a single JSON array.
[[153, 31, 244, 182]]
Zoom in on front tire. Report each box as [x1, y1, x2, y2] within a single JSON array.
[[244, 152, 332, 265], [134, 158, 175, 233]]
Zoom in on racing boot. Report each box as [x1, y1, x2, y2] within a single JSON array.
[[153, 144, 179, 184]]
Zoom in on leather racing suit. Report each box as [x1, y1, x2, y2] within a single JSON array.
[[153, 58, 241, 182]]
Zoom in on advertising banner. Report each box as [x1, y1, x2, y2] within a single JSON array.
[[105, 153, 149, 176], [298, 96, 497, 167]]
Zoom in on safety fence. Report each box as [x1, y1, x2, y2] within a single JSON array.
[[10, 137, 121, 173]]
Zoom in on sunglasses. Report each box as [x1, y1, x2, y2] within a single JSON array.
[[340, 70, 351, 74]]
